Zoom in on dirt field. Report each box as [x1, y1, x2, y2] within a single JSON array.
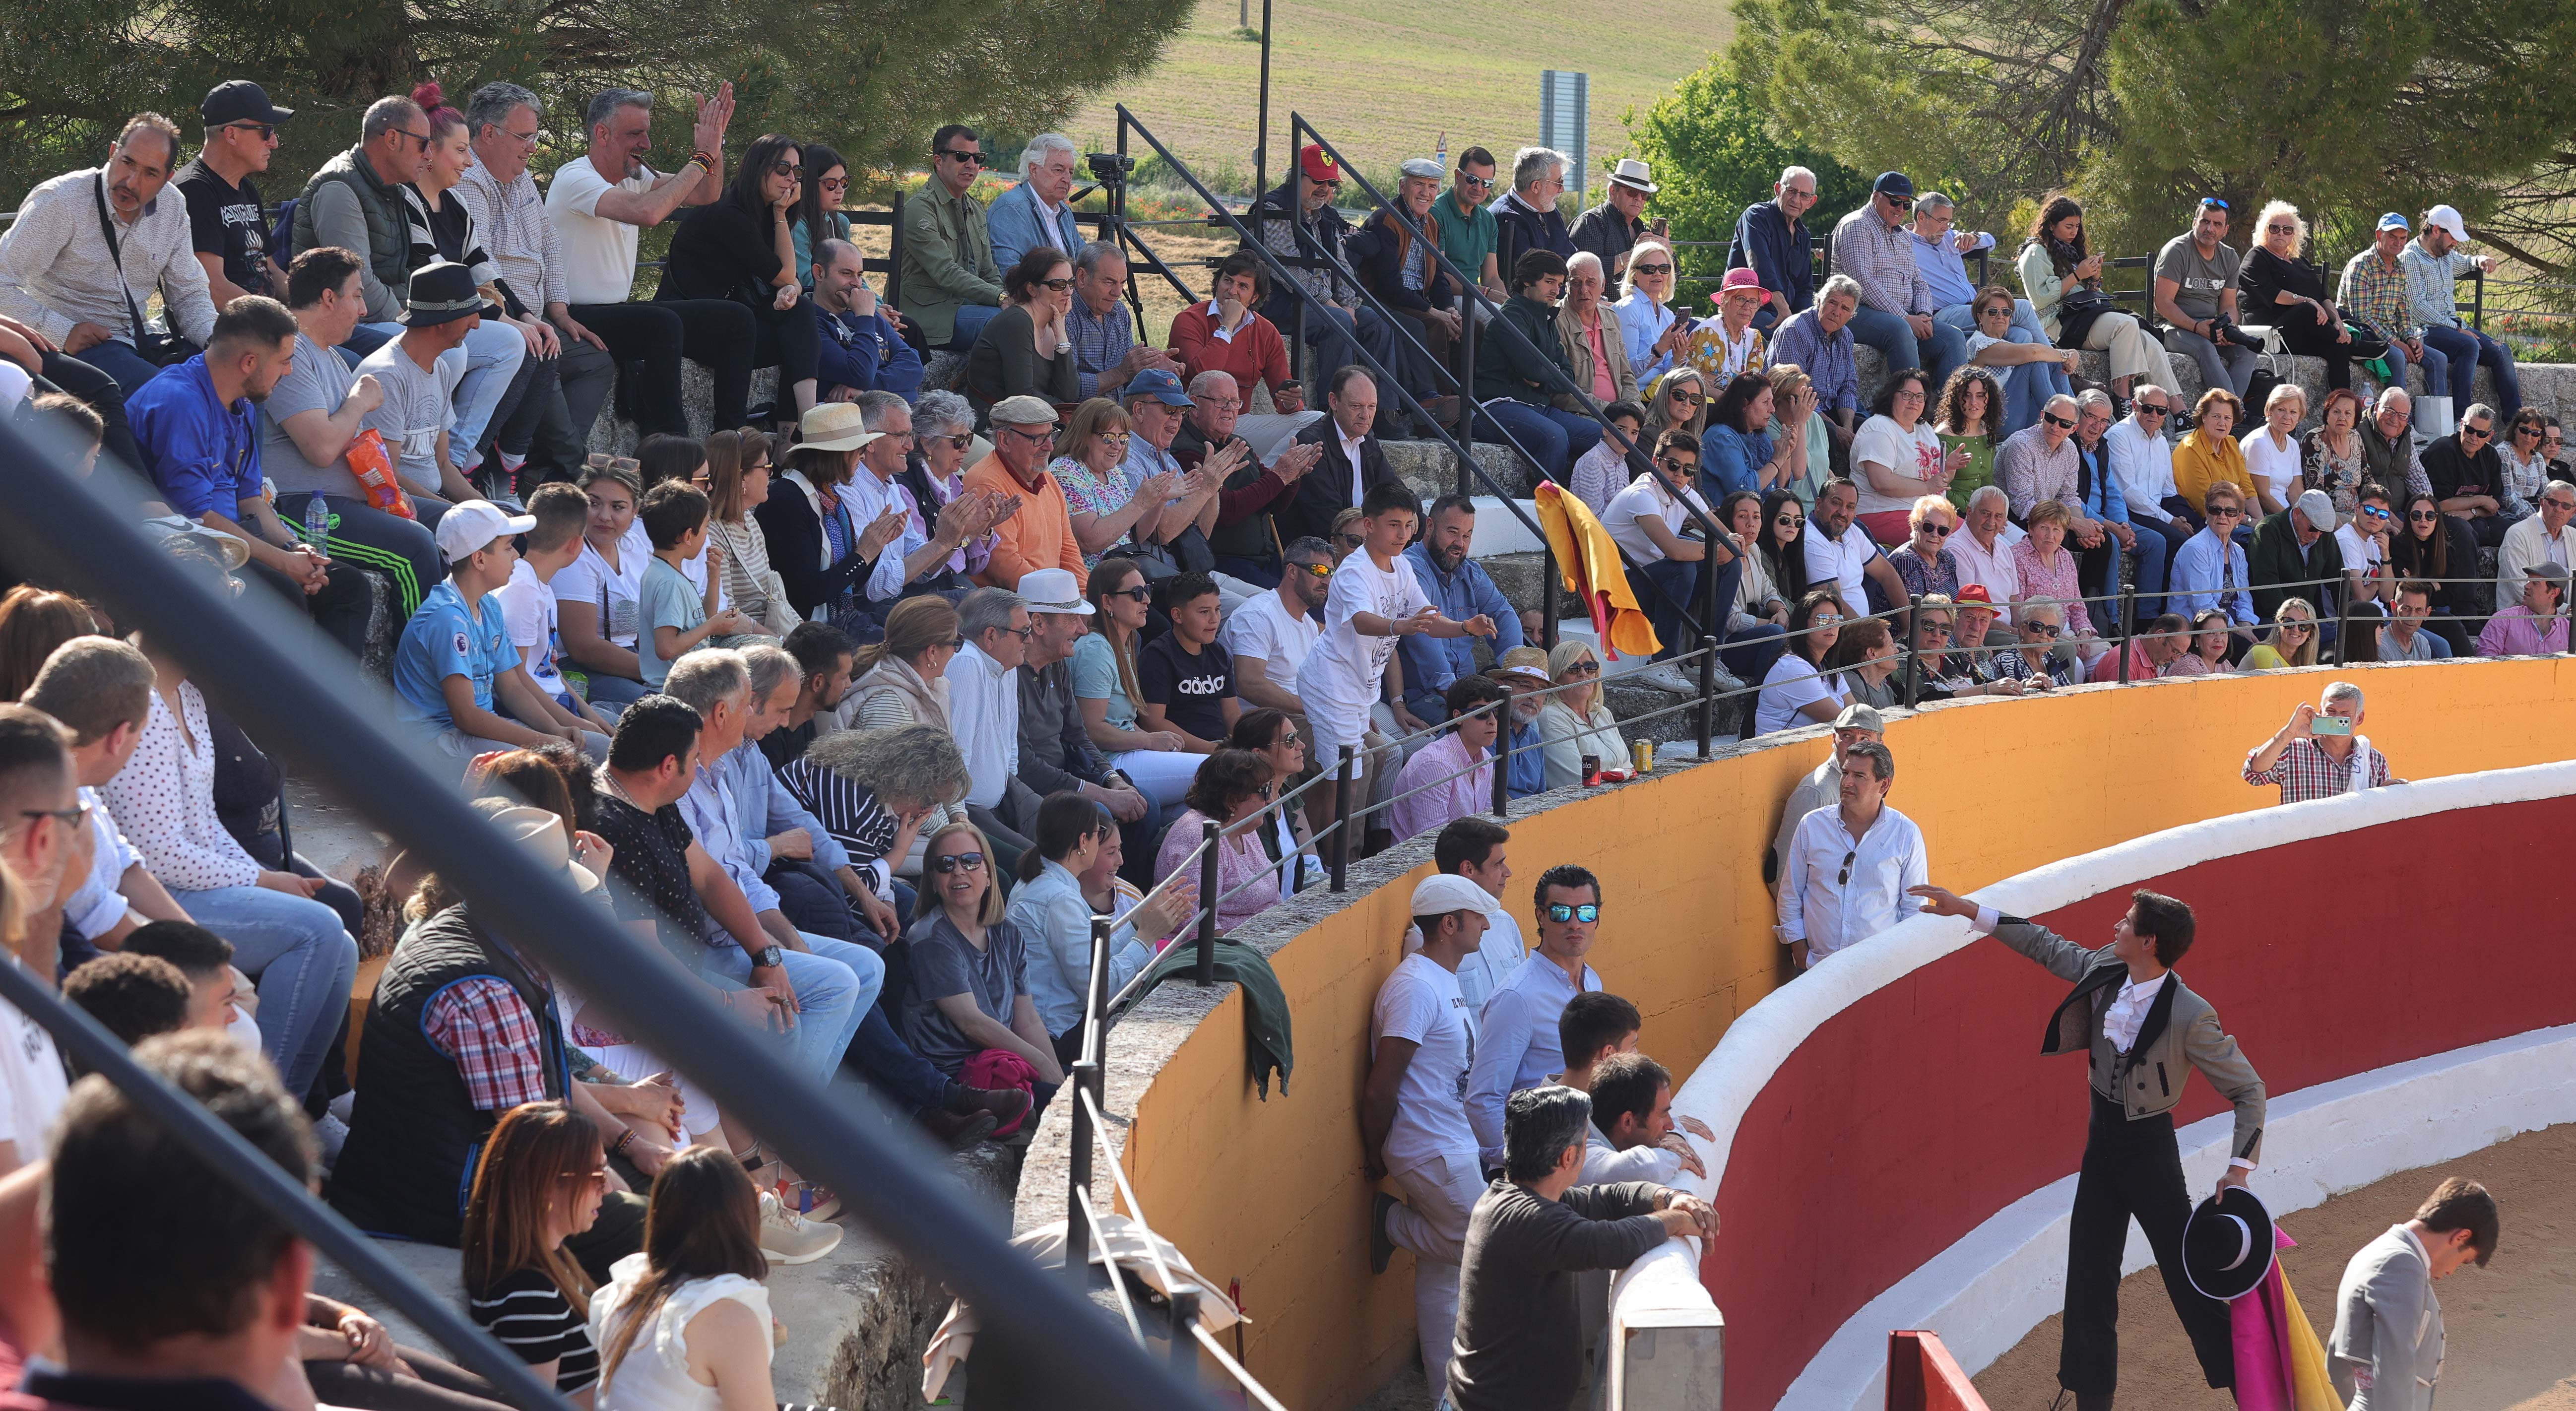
[[1973, 1122, 2576, 1410]]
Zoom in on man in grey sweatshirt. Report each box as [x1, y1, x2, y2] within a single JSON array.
[[1447, 1085, 1717, 1411]]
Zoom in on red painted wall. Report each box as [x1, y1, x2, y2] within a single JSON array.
[[1703, 797, 2576, 1410]]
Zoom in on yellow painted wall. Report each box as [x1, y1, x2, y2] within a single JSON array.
[[1113, 659, 2576, 1410]]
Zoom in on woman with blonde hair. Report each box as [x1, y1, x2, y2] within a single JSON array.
[[1535, 638, 1631, 789], [902, 821, 1063, 1089], [2241, 199, 2352, 391], [1763, 363, 1828, 506], [464, 1101, 609, 1404], [1048, 396, 1178, 568], [2241, 597, 2320, 670], [2240, 382, 2306, 516], [1616, 239, 1688, 386], [701, 428, 798, 635]]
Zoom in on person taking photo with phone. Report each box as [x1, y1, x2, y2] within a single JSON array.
[[2242, 680, 2398, 805]]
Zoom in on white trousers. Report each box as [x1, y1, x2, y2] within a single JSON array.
[[1386, 1147, 1487, 1408]]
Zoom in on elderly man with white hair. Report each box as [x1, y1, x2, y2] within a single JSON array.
[[1556, 251, 1638, 413], [1491, 146, 1576, 292], [1731, 164, 1819, 332], [1063, 238, 1177, 401], [1350, 156, 1463, 428], [2245, 681, 2396, 804], [1172, 367, 1324, 587], [1949, 484, 2025, 622], [987, 132, 1085, 272], [2360, 385, 2435, 501]]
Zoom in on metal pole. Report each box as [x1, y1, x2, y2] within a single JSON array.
[[0, 961, 577, 1411], [1457, 306, 1477, 453], [1066, 1056, 1097, 1289], [2118, 584, 2139, 684], [1901, 593, 1923, 708], [886, 190, 906, 309], [2335, 590, 2354, 667], [1083, 916, 1111, 1065], [1490, 703, 1511, 818], [1542, 550, 1562, 650], [0, 428, 1232, 1411], [1194, 818, 1221, 985], [1169, 1287, 1204, 1379], [1695, 633, 1718, 757], [1254, 0, 1273, 209], [1330, 744, 1355, 892]]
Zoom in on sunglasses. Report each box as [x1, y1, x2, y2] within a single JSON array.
[[2360, 505, 2392, 520], [930, 851, 988, 874], [1458, 174, 1495, 191], [2281, 621, 2314, 633], [991, 622, 1037, 641], [1004, 426, 1057, 446], [1037, 277, 1075, 292], [224, 121, 277, 140], [2408, 510, 2441, 522], [2462, 426, 2492, 441], [1836, 849, 1858, 886], [393, 128, 432, 149], [1630, 262, 1674, 276], [935, 148, 985, 165], [2265, 222, 2296, 234], [1335, 533, 1365, 549], [1920, 621, 1954, 637], [1309, 180, 1341, 193], [940, 432, 972, 450], [1919, 522, 1954, 537], [2024, 622, 2062, 638], [1545, 903, 1602, 923], [2199, 197, 2232, 211], [1563, 658, 1601, 676], [2515, 424, 2542, 437], [1655, 456, 1696, 474], [19, 801, 90, 831], [1290, 560, 1333, 580], [819, 176, 850, 192], [1812, 613, 1845, 627], [1670, 391, 1703, 405], [1105, 584, 1153, 603], [2210, 508, 2246, 519], [2042, 413, 2075, 429], [2546, 500, 2576, 512], [765, 160, 800, 178], [1775, 514, 1804, 527], [2136, 403, 2170, 417]]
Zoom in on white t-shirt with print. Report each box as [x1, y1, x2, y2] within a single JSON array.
[[1297, 550, 1429, 749], [1851, 415, 1947, 516], [1370, 953, 1479, 1171], [0, 978, 69, 1164]]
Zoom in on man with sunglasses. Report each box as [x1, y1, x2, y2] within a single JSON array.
[[1777, 738, 1923, 971], [2153, 198, 2259, 400], [895, 124, 1005, 352], [1434, 147, 1507, 309], [2169, 484, 2260, 647], [2423, 403, 2515, 548], [2333, 482, 2400, 613], [177, 81, 292, 307], [1464, 862, 1608, 1170], [2496, 478, 2576, 610], [292, 96, 436, 337], [1830, 172, 1967, 390]]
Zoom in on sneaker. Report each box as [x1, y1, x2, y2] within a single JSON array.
[[1369, 1191, 1398, 1276], [758, 1191, 844, 1265], [1632, 661, 1701, 695]]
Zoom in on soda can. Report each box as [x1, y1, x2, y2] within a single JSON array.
[[1632, 739, 1654, 775], [1580, 754, 1601, 786]]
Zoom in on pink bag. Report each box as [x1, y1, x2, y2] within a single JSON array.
[[960, 1048, 1040, 1136]]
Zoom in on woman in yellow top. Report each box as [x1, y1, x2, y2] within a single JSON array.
[[2240, 597, 2320, 670], [2170, 386, 2254, 516]]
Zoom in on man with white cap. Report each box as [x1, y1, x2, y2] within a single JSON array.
[[1777, 738, 1925, 969], [1766, 701, 1884, 893], [1571, 158, 1657, 289], [394, 498, 606, 766], [2337, 213, 2447, 430], [1013, 565, 1153, 843], [2248, 488, 2347, 635], [1364, 869, 1504, 1410], [2399, 204, 2519, 426]]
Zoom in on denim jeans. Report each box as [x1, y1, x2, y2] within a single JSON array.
[[1932, 305, 2073, 435], [2420, 324, 2520, 423], [1846, 305, 1968, 388], [849, 1002, 951, 1115], [1722, 622, 1789, 685], [2123, 513, 2187, 620], [1477, 399, 1604, 482], [178, 885, 360, 1099], [695, 933, 879, 1088]]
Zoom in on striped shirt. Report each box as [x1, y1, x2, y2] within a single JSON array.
[[467, 1266, 600, 1392], [776, 756, 900, 870]]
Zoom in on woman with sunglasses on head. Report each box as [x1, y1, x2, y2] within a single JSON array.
[[660, 132, 821, 430], [1931, 366, 2005, 515], [1069, 558, 1199, 807], [1535, 640, 1633, 787], [1750, 589, 1850, 735], [463, 1101, 607, 1408], [2241, 597, 2321, 671], [1615, 240, 1688, 386], [1152, 749, 1285, 933], [964, 246, 1079, 417], [2386, 490, 2477, 658], [901, 821, 1065, 1095], [2162, 607, 2239, 676]]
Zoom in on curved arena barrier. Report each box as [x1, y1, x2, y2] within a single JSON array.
[[1660, 760, 2576, 1411], [1014, 660, 2576, 1411]]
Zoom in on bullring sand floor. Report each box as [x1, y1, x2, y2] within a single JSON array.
[[1975, 1121, 2576, 1410]]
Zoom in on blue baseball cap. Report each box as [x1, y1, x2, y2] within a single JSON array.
[[1872, 171, 1914, 199], [1126, 367, 1193, 408], [2376, 211, 2410, 232]]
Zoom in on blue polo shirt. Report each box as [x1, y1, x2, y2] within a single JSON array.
[[123, 355, 261, 520], [394, 580, 514, 730]]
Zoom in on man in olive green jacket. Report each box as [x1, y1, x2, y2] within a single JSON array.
[[899, 123, 1005, 350], [1913, 882, 2267, 1411]]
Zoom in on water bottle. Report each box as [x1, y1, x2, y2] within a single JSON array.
[[302, 494, 331, 551]]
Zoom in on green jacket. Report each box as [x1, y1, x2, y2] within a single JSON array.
[[1134, 938, 1292, 1098], [2248, 507, 2344, 624], [1476, 293, 1574, 406], [897, 181, 1003, 347]]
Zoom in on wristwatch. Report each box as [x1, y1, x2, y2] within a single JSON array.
[[752, 944, 785, 970]]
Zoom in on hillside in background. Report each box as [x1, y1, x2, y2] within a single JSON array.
[[1065, 0, 1729, 198]]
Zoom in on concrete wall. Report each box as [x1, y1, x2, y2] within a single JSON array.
[[1012, 654, 2576, 1411]]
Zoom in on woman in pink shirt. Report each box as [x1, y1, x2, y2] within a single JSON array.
[[2010, 499, 2097, 639]]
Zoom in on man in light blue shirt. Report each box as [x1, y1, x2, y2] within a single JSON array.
[[727, 644, 901, 945], [1911, 193, 2046, 344], [1011, 843, 1158, 1051], [2168, 485, 2258, 641], [985, 134, 1086, 273], [2399, 203, 2520, 424], [1399, 495, 1522, 722], [1461, 863, 1606, 1168]]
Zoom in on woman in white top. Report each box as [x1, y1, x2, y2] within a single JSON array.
[[557, 461, 654, 709], [1615, 240, 1688, 387], [1534, 639, 1631, 790], [1851, 369, 1962, 544], [1752, 589, 1850, 735], [702, 430, 798, 636], [589, 1149, 780, 1411], [2499, 408, 2552, 520], [2238, 382, 2304, 517]]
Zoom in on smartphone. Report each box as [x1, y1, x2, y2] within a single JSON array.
[[2311, 714, 2353, 736]]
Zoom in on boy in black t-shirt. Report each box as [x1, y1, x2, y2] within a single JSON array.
[[176, 80, 295, 304], [1138, 571, 1241, 750]]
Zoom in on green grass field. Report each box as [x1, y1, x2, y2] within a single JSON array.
[[1065, 0, 1730, 200]]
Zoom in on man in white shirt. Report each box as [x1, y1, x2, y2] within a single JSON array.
[[0, 704, 85, 1171], [2495, 477, 2576, 609], [1803, 476, 1908, 615], [2104, 389, 2192, 614], [1463, 863, 1607, 1168], [20, 641, 192, 971], [1222, 535, 1330, 716], [944, 586, 1038, 852], [1948, 486, 2026, 629], [1766, 702, 1884, 894], [846, 391, 984, 606], [543, 83, 758, 436], [2335, 483, 2398, 614], [1778, 739, 1926, 968], [1400, 819, 1527, 1013], [1363, 872, 1505, 1410]]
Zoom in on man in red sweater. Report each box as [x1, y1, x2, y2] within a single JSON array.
[[1169, 248, 1321, 453]]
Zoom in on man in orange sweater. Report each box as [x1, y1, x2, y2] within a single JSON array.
[[963, 394, 1085, 590]]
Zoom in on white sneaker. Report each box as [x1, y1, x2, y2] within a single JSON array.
[[1634, 661, 1705, 695], [758, 1191, 844, 1265]]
